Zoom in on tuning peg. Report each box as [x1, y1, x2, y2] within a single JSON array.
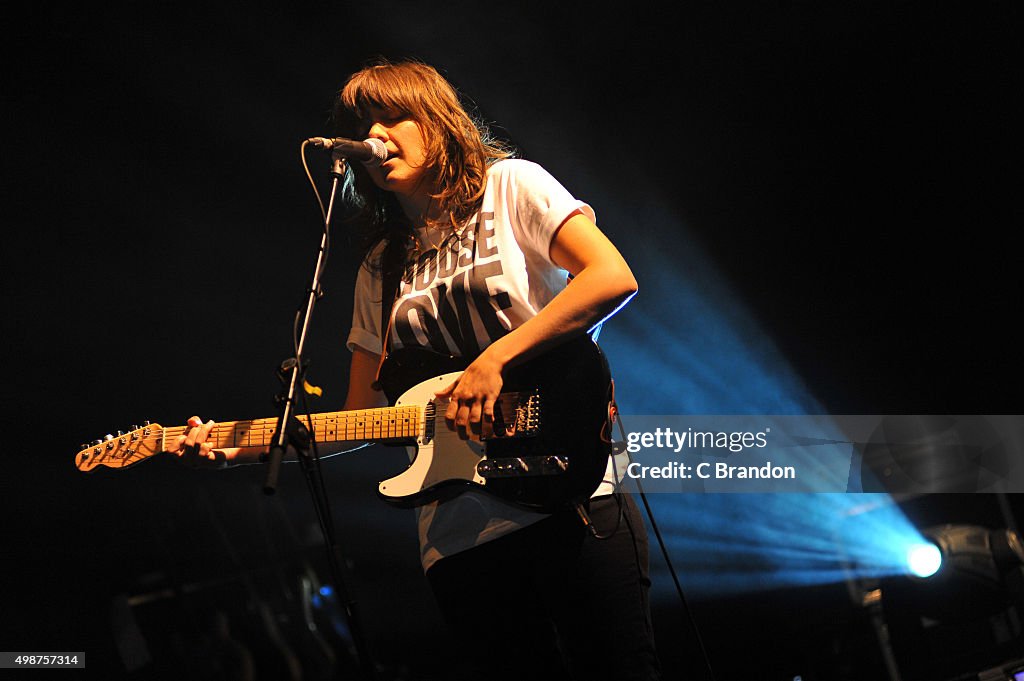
[[91, 439, 103, 446], [80, 443, 89, 451], [130, 424, 140, 431], [104, 434, 114, 441], [116, 430, 125, 437]]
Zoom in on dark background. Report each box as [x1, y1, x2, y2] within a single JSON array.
[[4, 1, 1021, 679]]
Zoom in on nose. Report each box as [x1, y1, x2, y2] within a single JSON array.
[[367, 121, 389, 141]]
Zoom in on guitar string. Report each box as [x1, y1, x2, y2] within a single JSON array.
[[112, 390, 528, 450], [95, 407, 422, 453], [94, 390, 527, 457], [183, 408, 423, 447]]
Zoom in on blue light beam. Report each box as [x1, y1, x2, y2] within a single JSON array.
[[593, 206, 931, 601]]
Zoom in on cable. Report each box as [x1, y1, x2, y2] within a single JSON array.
[[292, 138, 346, 549], [587, 445, 627, 541], [301, 140, 328, 223], [298, 387, 338, 546], [614, 411, 718, 681], [296, 140, 333, 357]]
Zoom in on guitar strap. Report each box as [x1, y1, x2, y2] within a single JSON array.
[[372, 237, 406, 387]]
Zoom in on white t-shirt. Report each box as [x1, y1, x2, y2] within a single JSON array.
[[347, 159, 603, 572]]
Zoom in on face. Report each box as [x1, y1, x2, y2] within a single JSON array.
[[361, 105, 431, 199]]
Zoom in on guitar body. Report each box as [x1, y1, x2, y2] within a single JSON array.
[[376, 335, 613, 513]]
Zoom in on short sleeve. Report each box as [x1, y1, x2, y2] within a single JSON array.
[[497, 160, 597, 267], [346, 260, 384, 355]]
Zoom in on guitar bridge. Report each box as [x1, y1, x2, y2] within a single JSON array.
[[477, 455, 569, 478], [493, 391, 541, 438]]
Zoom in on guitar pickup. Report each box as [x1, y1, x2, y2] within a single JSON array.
[[477, 455, 569, 478]]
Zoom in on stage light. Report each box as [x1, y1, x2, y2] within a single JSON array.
[[884, 524, 1024, 623], [860, 524, 1024, 680], [905, 542, 941, 578], [924, 524, 1024, 591]]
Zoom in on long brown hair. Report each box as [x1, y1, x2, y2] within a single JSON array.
[[333, 59, 513, 271]]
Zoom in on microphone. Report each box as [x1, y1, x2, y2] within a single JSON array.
[[306, 136, 387, 166]]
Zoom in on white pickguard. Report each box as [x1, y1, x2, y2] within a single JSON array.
[[377, 371, 488, 503]]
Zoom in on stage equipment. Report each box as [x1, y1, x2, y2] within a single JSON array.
[[865, 524, 1024, 681], [895, 524, 1024, 622]]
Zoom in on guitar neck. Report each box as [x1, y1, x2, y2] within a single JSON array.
[[159, 405, 422, 451]]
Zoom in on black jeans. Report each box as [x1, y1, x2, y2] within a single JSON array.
[[425, 493, 661, 680]]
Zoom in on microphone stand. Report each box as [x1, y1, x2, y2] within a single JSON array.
[[263, 150, 378, 680]]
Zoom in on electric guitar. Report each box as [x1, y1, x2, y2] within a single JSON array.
[[74, 336, 614, 513]]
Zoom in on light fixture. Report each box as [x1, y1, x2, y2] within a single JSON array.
[[887, 524, 1024, 623]]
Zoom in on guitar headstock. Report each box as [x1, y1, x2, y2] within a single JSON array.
[[75, 422, 164, 472]]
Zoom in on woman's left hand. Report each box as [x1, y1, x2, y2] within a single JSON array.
[[436, 351, 505, 440]]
